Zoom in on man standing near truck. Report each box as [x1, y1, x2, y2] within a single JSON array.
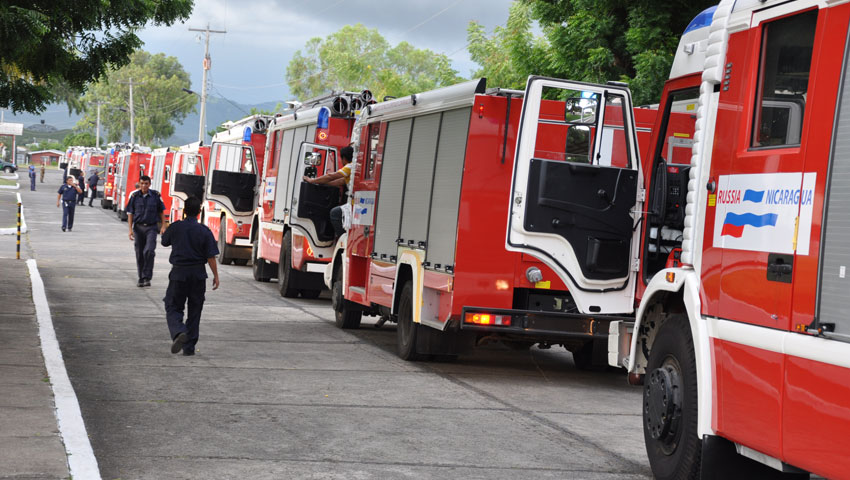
[[126, 175, 166, 288], [56, 176, 82, 232], [87, 170, 101, 207], [303, 146, 353, 238]]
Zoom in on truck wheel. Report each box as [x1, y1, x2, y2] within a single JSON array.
[[119, 210, 127, 222], [396, 282, 423, 361], [332, 273, 361, 329], [252, 236, 271, 282], [643, 315, 701, 480], [233, 258, 248, 266], [277, 231, 299, 298], [217, 220, 232, 265], [300, 289, 321, 299]]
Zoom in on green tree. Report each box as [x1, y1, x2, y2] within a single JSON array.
[[74, 51, 196, 145], [468, 0, 715, 105], [286, 24, 465, 101], [0, 0, 194, 114], [62, 132, 97, 148], [249, 103, 283, 115]]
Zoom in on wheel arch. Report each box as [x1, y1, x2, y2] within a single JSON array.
[[629, 268, 715, 438]]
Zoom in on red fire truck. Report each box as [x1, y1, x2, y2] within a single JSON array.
[[112, 146, 152, 222], [202, 116, 273, 266], [250, 91, 369, 298], [101, 146, 120, 209], [168, 142, 211, 222], [150, 147, 175, 222], [323, 79, 657, 366], [569, 1, 850, 478]]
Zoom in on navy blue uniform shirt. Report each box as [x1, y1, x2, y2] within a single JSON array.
[[88, 173, 99, 188], [57, 184, 78, 202], [161, 217, 219, 279], [126, 190, 165, 226]]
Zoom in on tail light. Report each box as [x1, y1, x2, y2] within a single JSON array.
[[464, 312, 511, 326]]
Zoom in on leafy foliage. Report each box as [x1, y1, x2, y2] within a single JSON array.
[[468, 0, 716, 105], [286, 24, 465, 101], [62, 132, 97, 148], [74, 51, 196, 145], [0, 0, 194, 114]]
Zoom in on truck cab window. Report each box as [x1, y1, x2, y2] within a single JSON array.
[[365, 123, 380, 180], [752, 10, 817, 148]]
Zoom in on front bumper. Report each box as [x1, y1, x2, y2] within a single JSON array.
[[460, 306, 632, 342]]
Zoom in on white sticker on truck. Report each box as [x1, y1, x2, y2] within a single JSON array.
[[712, 172, 815, 255], [352, 190, 376, 226]]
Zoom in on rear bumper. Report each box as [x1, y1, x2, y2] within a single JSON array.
[[460, 306, 632, 342]]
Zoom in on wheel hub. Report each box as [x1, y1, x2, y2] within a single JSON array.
[[644, 364, 682, 447]]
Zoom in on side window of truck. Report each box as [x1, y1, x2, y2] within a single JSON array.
[[752, 10, 817, 148], [365, 123, 380, 180]]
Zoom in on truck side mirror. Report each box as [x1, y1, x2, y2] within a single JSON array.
[[565, 96, 598, 124], [304, 152, 322, 166]]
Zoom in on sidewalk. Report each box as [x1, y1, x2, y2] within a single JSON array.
[[0, 258, 70, 479]]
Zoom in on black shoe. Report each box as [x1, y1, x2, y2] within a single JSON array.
[[182, 349, 195, 356], [171, 332, 188, 354], [137, 279, 144, 287], [67, 229, 72, 232], [142, 279, 151, 287], [61, 227, 66, 232]]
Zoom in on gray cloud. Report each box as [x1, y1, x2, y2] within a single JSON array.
[[138, 0, 514, 104]]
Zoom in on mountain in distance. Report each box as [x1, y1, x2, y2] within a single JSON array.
[[1, 97, 285, 147]]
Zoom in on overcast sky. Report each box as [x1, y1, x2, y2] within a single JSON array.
[[138, 0, 516, 105]]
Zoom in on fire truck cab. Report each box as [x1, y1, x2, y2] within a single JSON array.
[[325, 79, 655, 365], [203, 116, 272, 266], [601, 2, 850, 478], [250, 91, 367, 299], [150, 147, 175, 223], [112, 146, 152, 222], [169, 142, 210, 222]]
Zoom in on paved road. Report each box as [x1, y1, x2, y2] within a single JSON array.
[[19, 169, 650, 479]]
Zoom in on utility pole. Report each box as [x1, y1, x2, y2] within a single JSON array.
[[95, 102, 102, 149], [189, 24, 226, 144], [117, 78, 143, 145]]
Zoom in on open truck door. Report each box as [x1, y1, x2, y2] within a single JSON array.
[[507, 77, 642, 314], [171, 150, 206, 204], [290, 143, 340, 247], [205, 142, 258, 216]]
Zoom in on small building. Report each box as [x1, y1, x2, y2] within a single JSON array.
[[29, 150, 64, 166]]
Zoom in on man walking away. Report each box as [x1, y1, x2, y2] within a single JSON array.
[[39, 163, 45, 183], [126, 175, 166, 287], [161, 197, 220, 356], [87, 170, 101, 207], [76, 172, 86, 205], [28, 165, 36, 191], [56, 176, 82, 232]]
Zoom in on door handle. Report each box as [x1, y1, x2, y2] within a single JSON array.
[[766, 253, 793, 283]]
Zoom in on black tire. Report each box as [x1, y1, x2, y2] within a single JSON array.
[[332, 272, 361, 329], [217, 220, 232, 265], [252, 236, 272, 282], [233, 258, 248, 266], [277, 231, 298, 298], [3, 166, 12, 173], [643, 315, 701, 480], [112, 203, 117, 212], [396, 282, 423, 361], [300, 289, 321, 299], [119, 210, 127, 222]]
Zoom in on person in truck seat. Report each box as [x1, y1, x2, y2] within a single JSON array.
[[302, 146, 353, 239]]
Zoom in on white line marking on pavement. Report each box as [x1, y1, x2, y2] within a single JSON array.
[[26, 259, 101, 480]]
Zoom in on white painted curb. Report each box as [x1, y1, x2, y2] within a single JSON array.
[[0, 192, 27, 235], [0, 183, 20, 190], [0, 172, 19, 180], [26, 259, 102, 480]]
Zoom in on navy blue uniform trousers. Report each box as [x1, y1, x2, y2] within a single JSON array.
[[164, 270, 206, 352], [133, 224, 158, 281], [61, 202, 76, 230]]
